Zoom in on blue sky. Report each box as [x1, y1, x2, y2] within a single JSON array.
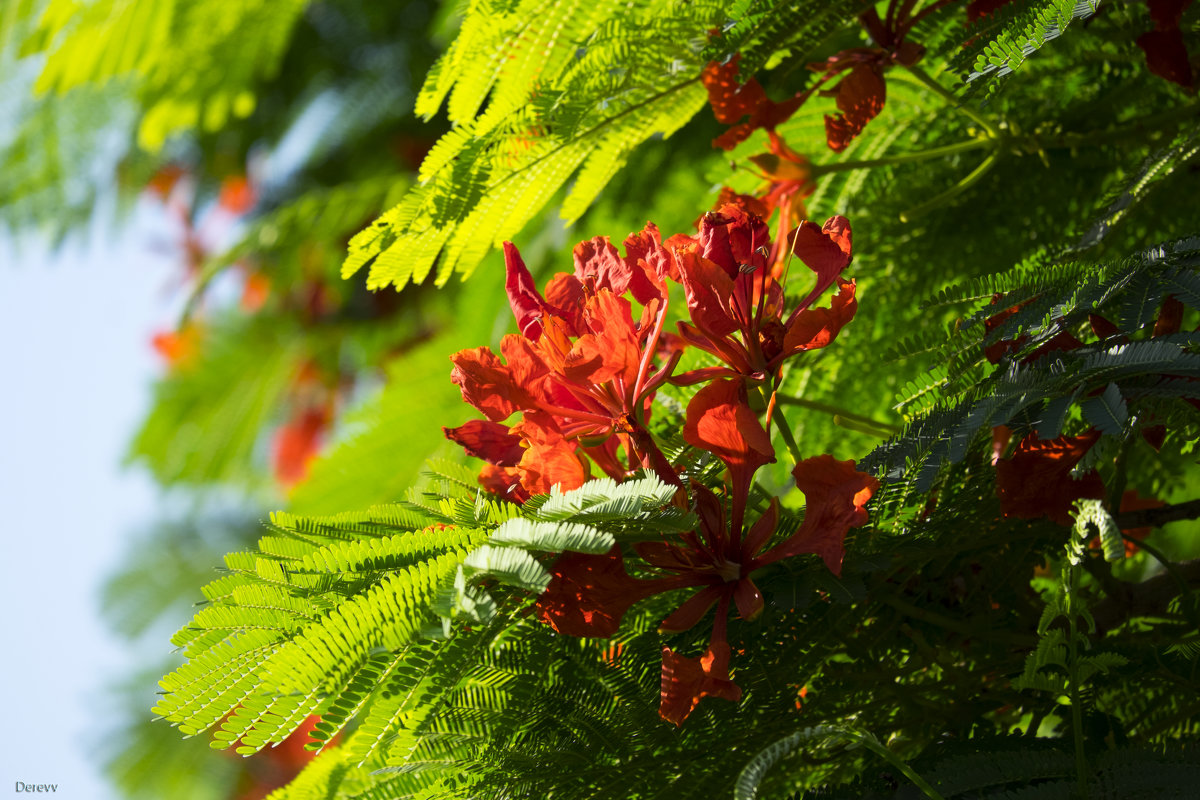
[[1, 218, 177, 799]]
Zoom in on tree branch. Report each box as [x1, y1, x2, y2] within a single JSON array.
[[1115, 498, 1200, 530], [1092, 559, 1200, 636]]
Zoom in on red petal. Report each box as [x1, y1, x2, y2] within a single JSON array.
[[714, 187, 772, 220], [518, 437, 589, 494], [574, 236, 632, 296], [504, 241, 550, 340], [274, 407, 329, 487], [702, 56, 767, 125], [789, 216, 853, 294], [659, 643, 742, 726], [478, 463, 530, 503], [742, 498, 780, 556], [995, 431, 1106, 526], [443, 419, 525, 466], [146, 164, 185, 197], [1154, 296, 1184, 337], [1088, 313, 1122, 340], [543, 273, 588, 335], [754, 455, 878, 575], [780, 278, 857, 360], [450, 347, 521, 422], [1117, 488, 1166, 545], [1141, 424, 1167, 452], [675, 242, 741, 339], [622, 222, 676, 301], [732, 578, 764, 621], [499, 334, 551, 400], [713, 121, 757, 151], [823, 63, 886, 152], [699, 206, 771, 276], [1148, 0, 1193, 29], [967, 0, 1018, 21], [535, 548, 661, 637], [218, 175, 256, 214], [693, 483, 730, 555], [1137, 28, 1194, 88], [683, 379, 775, 489], [562, 290, 641, 386], [659, 585, 724, 633]]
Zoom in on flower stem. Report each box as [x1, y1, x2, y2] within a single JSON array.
[[856, 736, 948, 800], [903, 63, 1001, 139], [764, 387, 803, 465], [774, 395, 900, 434], [899, 150, 999, 222], [809, 137, 993, 177]]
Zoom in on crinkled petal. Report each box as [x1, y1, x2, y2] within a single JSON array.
[[699, 206, 772, 276], [574, 236, 632, 296], [676, 245, 741, 339], [543, 273, 588, 335], [518, 437, 589, 494], [443, 419, 525, 466], [702, 56, 767, 125], [450, 347, 521, 422], [623, 222, 676, 300], [504, 242, 550, 340], [659, 643, 742, 726], [823, 62, 886, 152], [754, 455, 878, 575], [562, 290, 640, 386], [535, 548, 662, 637]]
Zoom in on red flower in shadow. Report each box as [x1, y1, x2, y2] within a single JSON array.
[[1137, 0, 1195, 88], [996, 430, 1105, 526], [535, 456, 878, 724]]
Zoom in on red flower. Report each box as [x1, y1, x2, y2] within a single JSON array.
[[151, 325, 202, 369], [218, 174, 256, 215], [240, 271, 271, 312], [817, 54, 888, 153], [683, 379, 775, 533], [983, 294, 1083, 365], [749, 132, 815, 231], [671, 207, 857, 385], [1136, 0, 1195, 88], [702, 55, 808, 151], [146, 164, 186, 198], [443, 419, 525, 466], [996, 431, 1106, 526], [753, 455, 879, 576], [534, 455, 878, 724], [448, 234, 683, 497], [966, 0, 1018, 21], [535, 548, 668, 637], [273, 405, 330, 487]]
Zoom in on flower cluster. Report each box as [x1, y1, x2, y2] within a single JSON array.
[[446, 206, 878, 724]]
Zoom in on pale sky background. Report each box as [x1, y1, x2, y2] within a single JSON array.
[[0, 210, 179, 799]]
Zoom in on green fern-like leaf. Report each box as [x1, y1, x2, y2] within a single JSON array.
[[959, 0, 1099, 94]]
